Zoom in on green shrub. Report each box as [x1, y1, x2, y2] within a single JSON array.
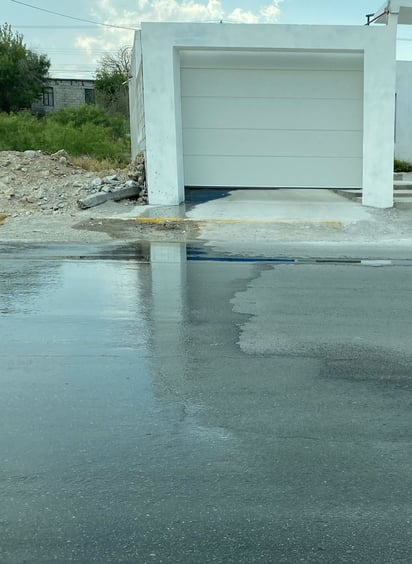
[[394, 159, 411, 172], [41, 120, 129, 161], [0, 111, 45, 151], [0, 106, 130, 164], [48, 104, 129, 137]]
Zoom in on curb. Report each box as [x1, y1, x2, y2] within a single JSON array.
[[130, 217, 344, 228], [335, 189, 412, 204]]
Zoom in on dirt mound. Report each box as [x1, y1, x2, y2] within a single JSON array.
[[0, 150, 133, 216]]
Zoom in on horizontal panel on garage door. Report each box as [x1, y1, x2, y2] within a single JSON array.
[[180, 50, 364, 71], [181, 68, 363, 99], [182, 97, 362, 131], [180, 50, 364, 189], [183, 129, 363, 158], [184, 156, 362, 188]]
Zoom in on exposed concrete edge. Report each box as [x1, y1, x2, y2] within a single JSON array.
[[394, 182, 412, 189], [334, 189, 412, 206], [130, 217, 344, 228], [332, 189, 361, 203]]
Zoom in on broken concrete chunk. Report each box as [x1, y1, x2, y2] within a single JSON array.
[[77, 183, 141, 209], [111, 184, 141, 201], [77, 192, 109, 209], [91, 177, 103, 188], [103, 175, 118, 183], [23, 150, 38, 158], [51, 149, 70, 161]]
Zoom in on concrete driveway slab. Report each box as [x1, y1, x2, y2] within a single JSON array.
[[185, 189, 373, 224]]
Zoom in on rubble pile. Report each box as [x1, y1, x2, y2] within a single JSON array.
[[127, 152, 147, 203], [77, 153, 147, 209], [0, 150, 147, 216]]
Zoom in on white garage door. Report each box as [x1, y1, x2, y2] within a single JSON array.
[[180, 50, 364, 189]]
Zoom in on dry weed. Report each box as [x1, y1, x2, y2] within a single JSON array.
[[72, 155, 128, 173]]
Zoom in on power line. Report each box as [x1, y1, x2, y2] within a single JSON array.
[[51, 66, 97, 69], [10, 25, 104, 29], [43, 49, 115, 54], [9, 0, 137, 31]]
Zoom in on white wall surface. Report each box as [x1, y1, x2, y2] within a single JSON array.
[[133, 22, 397, 208], [396, 60, 412, 162]]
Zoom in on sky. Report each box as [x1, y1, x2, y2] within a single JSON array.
[[4, 0, 412, 79]]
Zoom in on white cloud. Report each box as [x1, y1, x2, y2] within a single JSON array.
[[129, 0, 225, 22], [259, 2, 283, 23], [75, 0, 283, 60], [101, 0, 284, 24]]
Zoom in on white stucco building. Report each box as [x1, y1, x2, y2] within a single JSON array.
[[129, 0, 412, 208], [395, 60, 412, 163]]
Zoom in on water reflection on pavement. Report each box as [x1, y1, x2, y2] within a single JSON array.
[[1, 242, 411, 564]]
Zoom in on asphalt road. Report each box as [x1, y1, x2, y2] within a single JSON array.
[[0, 242, 411, 563]]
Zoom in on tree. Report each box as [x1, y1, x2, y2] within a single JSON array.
[[95, 46, 131, 119], [0, 23, 50, 113]]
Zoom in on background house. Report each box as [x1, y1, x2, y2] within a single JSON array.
[[32, 78, 95, 115]]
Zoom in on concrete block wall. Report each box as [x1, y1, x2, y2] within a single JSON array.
[[135, 66, 146, 156], [129, 31, 146, 160]]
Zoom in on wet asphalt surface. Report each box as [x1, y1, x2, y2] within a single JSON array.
[[0, 242, 411, 563]]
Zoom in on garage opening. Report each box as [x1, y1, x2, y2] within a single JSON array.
[[180, 50, 364, 190]]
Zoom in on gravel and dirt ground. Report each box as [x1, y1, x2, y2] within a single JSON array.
[[0, 150, 200, 243], [0, 149, 118, 216]]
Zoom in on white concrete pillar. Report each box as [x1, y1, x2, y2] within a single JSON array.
[[141, 29, 185, 205], [362, 21, 397, 208]]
